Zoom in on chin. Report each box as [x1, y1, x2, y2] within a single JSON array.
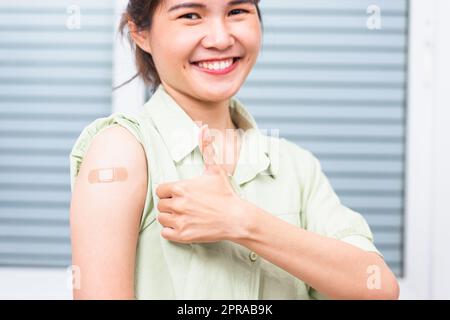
[[194, 81, 242, 102]]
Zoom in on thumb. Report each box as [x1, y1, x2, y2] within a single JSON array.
[[198, 125, 220, 174]]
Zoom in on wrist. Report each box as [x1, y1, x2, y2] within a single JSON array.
[[225, 197, 259, 243]]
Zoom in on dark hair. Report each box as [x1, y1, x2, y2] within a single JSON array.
[[116, 0, 263, 92]]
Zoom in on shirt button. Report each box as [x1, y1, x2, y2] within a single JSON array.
[[249, 251, 258, 262]]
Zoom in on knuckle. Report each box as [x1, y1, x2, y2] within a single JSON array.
[[157, 212, 165, 225], [173, 197, 187, 213], [161, 227, 176, 241], [177, 218, 190, 236], [172, 184, 185, 196], [157, 200, 163, 212], [177, 216, 187, 231], [180, 230, 193, 243], [155, 185, 163, 197]]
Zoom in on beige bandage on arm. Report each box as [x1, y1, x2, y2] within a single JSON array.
[[88, 167, 128, 183]]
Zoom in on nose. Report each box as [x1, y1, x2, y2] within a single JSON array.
[[201, 19, 235, 50]]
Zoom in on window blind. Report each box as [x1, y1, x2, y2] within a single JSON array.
[[238, 0, 408, 276], [0, 0, 115, 267]]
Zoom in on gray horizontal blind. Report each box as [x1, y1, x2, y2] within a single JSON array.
[[0, 0, 115, 267], [237, 0, 408, 276]]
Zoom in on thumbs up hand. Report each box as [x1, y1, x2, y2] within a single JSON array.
[[198, 124, 237, 185], [155, 125, 250, 244], [198, 124, 220, 174]]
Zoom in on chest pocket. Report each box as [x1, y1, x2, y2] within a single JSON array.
[[239, 171, 303, 229]]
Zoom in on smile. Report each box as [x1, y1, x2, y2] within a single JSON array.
[[190, 57, 241, 75]]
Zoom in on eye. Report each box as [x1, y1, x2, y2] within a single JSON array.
[[228, 9, 249, 16], [179, 12, 201, 20]]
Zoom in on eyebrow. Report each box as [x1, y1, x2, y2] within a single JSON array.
[[168, 0, 255, 12]]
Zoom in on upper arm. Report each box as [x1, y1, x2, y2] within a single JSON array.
[[70, 124, 148, 299]]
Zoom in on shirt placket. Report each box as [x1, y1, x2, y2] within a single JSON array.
[[230, 175, 261, 299]]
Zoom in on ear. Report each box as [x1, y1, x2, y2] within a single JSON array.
[[128, 21, 152, 54]]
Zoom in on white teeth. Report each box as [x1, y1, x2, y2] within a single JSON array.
[[196, 58, 234, 71]]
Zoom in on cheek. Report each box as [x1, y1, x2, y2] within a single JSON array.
[[153, 33, 200, 73], [236, 22, 262, 55], [150, 24, 192, 65]]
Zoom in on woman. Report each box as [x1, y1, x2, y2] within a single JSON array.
[[69, 0, 399, 299]]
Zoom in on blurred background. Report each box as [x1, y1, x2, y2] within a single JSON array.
[[0, 0, 448, 299]]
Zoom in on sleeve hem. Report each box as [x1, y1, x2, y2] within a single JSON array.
[[339, 234, 384, 258]]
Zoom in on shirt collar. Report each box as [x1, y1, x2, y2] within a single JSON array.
[[144, 84, 278, 185]]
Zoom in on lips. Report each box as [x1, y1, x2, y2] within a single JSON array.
[[191, 56, 241, 64], [190, 57, 241, 74]]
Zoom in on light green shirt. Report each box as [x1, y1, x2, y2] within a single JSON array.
[[70, 84, 382, 300]]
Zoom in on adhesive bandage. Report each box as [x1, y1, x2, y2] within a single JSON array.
[[88, 167, 128, 183]]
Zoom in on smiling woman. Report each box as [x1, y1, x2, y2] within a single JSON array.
[[69, 0, 399, 300], [118, 0, 262, 94]]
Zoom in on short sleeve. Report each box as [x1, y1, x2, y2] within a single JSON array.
[[297, 149, 384, 300], [69, 112, 153, 231], [299, 150, 383, 256]]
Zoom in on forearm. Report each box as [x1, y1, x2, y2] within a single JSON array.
[[230, 201, 399, 300]]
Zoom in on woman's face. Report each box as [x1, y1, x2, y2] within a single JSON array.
[[137, 0, 262, 103]]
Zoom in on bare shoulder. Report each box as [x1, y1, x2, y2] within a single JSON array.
[[85, 124, 147, 165], [72, 123, 148, 200]]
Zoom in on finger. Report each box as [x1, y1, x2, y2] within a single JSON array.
[[157, 212, 176, 228], [156, 183, 172, 199], [157, 198, 173, 213], [156, 182, 177, 199], [161, 227, 179, 242], [198, 125, 220, 174], [198, 124, 215, 164]]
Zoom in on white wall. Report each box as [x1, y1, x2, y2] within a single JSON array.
[[0, 267, 72, 300], [429, 0, 450, 300], [399, 0, 450, 299]]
